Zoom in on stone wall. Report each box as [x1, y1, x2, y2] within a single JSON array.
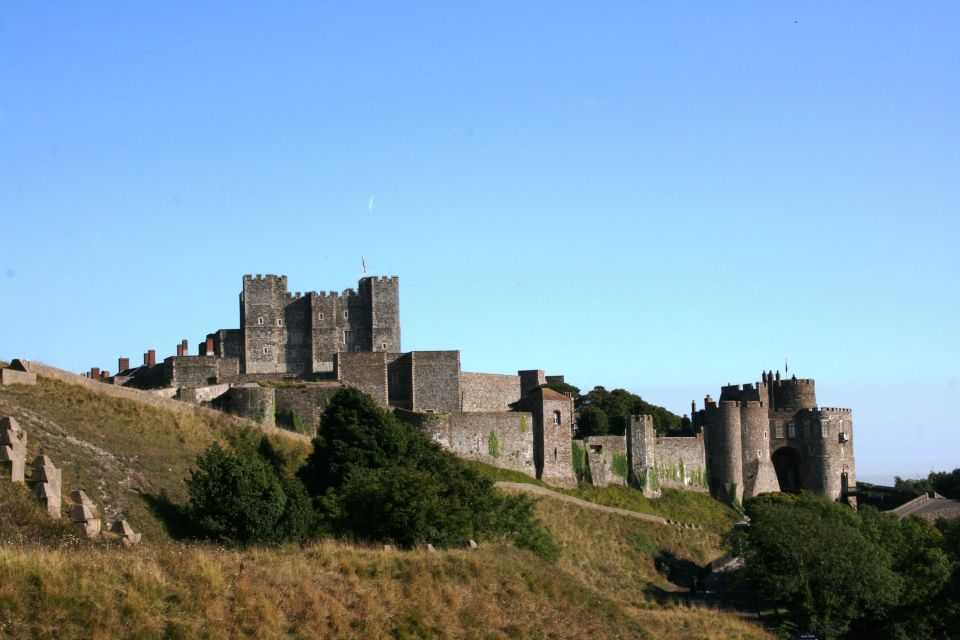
[[167, 356, 221, 388], [411, 351, 460, 413], [653, 433, 707, 492], [177, 383, 231, 404], [213, 384, 276, 427], [394, 408, 537, 479], [334, 352, 388, 406], [1, 368, 37, 386], [451, 411, 535, 477], [459, 372, 521, 412], [274, 384, 343, 435], [388, 353, 412, 408], [583, 435, 628, 487]]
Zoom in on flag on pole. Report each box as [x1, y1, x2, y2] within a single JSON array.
[[785, 358, 788, 374], [362, 256, 367, 275]]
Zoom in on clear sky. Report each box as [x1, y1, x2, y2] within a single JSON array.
[[1, 3, 957, 482]]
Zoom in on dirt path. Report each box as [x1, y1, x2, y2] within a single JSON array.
[[494, 481, 669, 525]]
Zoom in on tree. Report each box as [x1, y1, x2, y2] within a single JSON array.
[[299, 388, 559, 558], [743, 493, 899, 639], [575, 385, 682, 437], [896, 468, 960, 499], [186, 439, 312, 544]]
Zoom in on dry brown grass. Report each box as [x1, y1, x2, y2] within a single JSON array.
[[0, 540, 773, 640], [0, 376, 308, 539]]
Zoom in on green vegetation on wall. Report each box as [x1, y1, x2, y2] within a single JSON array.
[[518, 415, 527, 433], [571, 441, 587, 480], [488, 429, 500, 458], [610, 453, 629, 479]]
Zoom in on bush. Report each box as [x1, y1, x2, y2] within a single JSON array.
[[187, 439, 312, 544], [300, 388, 560, 560]]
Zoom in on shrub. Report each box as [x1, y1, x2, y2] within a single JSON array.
[[187, 440, 312, 544], [300, 388, 560, 560]]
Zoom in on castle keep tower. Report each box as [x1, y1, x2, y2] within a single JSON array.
[[241, 274, 401, 375]]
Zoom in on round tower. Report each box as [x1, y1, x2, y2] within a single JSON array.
[[771, 377, 817, 411], [740, 400, 778, 498], [705, 401, 744, 504]]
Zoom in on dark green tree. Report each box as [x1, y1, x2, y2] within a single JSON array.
[[743, 493, 900, 639], [299, 387, 559, 558], [575, 385, 682, 436], [186, 439, 312, 544]]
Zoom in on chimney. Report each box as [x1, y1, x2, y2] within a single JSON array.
[[176, 344, 183, 357], [205, 335, 215, 356], [148, 350, 156, 367], [90, 367, 100, 379], [181, 339, 188, 356], [143, 352, 150, 366], [118, 357, 129, 372], [101, 370, 110, 379]]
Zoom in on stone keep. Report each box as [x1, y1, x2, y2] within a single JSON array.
[[0, 416, 27, 483], [30, 455, 62, 517], [240, 274, 400, 375]]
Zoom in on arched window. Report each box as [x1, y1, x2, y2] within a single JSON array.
[[553, 410, 561, 425]]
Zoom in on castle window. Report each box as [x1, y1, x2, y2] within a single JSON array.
[[757, 449, 762, 459], [257, 317, 264, 325], [318, 312, 324, 320], [262, 347, 268, 355], [381, 342, 387, 350], [277, 319, 283, 327], [554, 447, 558, 461], [343, 310, 348, 319], [553, 410, 561, 425], [787, 423, 796, 439], [775, 424, 784, 439], [820, 420, 828, 438]]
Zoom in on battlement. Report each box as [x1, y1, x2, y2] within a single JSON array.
[[362, 275, 399, 283], [817, 407, 852, 414], [309, 288, 361, 299], [244, 274, 288, 284]]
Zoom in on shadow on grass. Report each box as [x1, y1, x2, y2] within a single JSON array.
[[142, 491, 200, 539], [654, 550, 704, 589]]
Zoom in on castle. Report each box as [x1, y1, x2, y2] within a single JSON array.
[[94, 274, 856, 503]]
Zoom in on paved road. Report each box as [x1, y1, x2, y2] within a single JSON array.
[[494, 481, 669, 525]]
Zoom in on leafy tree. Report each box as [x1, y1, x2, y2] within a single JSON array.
[[575, 385, 682, 437], [299, 388, 559, 559], [541, 380, 580, 400], [575, 404, 610, 437], [186, 439, 312, 544], [743, 493, 899, 639], [896, 468, 960, 499]]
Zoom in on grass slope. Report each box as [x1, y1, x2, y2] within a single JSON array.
[[467, 461, 741, 535], [0, 373, 770, 639], [0, 376, 308, 539]]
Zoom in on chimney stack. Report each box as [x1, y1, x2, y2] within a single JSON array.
[[118, 357, 129, 372]]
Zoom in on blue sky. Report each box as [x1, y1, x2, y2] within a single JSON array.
[[1, 3, 957, 481]]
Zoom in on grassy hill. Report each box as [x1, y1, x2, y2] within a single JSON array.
[[0, 371, 770, 639]]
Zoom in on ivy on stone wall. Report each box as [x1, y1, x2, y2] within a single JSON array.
[[571, 441, 587, 480], [518, 416, 527, 433], [611, 453, 629, 479], [488, 430, 500, 458]]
